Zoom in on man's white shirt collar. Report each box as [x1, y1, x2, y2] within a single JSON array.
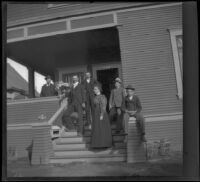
[[86, 78, 90, 83], [129, 96, 133, 100], [73, 82, 79, 88]]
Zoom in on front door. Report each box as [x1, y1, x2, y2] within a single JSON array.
[[96, 68, 119, 112]]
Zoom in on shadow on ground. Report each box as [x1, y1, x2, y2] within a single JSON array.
[[7, 151, 183, 177]]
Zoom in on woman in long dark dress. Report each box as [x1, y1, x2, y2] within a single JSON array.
[[91, 84, 112, 148]]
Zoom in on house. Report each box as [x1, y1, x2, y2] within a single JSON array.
[[6, 2, 183, 164], [7, 63, 40, 100]]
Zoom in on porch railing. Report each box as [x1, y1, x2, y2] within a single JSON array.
[[31, 97, 68, 165]]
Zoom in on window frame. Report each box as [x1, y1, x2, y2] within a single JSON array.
[[169, 28, 183, 100]]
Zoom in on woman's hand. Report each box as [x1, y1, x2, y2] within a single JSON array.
[[100, 114, 103, 120], [117, 108, 121, 115]]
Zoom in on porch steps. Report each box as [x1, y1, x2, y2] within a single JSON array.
[[50, 154, 127, 164], [56, 135, 125, 144], [50, 128, 127, 164]]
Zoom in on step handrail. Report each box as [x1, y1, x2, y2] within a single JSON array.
[[48, 97, 68, 126]]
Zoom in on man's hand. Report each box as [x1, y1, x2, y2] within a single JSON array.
[[100, 114, 103, 120], [117, 108, 121, 115], [126, 110, 136, 115], [109, 105, 112, 110], [82, 103, 86, 108], [130, 110, 137, 115]]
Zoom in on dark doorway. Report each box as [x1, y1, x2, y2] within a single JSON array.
[[96, 68, 119, 112]]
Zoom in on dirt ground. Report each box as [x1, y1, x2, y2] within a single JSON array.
[[7, 151, 183, 178]]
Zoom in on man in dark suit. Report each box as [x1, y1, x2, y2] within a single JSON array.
[[62, 75, 86, 136], [82, 72, 98, 129], [122, 85, 147, 142], [40, 75, 58, 97]]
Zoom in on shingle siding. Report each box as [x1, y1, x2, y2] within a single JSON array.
[[117, 4, 183, 115]]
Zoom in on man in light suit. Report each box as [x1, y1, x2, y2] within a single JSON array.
[[109, 78, 126, 133], [62, 75, 86, 136], [40, 75, 58, 97]]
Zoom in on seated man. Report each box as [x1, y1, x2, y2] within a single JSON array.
[[122, 85, 147, 142]]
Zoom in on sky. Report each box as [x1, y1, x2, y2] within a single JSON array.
[[7, 58, 46, 93]]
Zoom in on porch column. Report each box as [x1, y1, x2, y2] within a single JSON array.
[[28, 67, 35, 98]]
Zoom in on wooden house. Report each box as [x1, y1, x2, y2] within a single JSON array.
[[6, 2, 183, 164]]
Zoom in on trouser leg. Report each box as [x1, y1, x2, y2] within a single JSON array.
[[123, 113, 130, 134], [62, 105, 75, 130], [134, 112, 145, 135], [116, 108, 123, 131], [85, 99, 91, 126], [76, 105, 84, 134], [109, 107, 117, 123]]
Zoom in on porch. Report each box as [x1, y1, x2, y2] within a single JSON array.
[[7, 26, 123, 99]]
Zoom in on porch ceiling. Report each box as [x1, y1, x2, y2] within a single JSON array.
[[7, 27, 119, 76]]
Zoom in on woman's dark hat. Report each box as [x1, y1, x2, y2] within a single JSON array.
[[125, 85, 135, 90], [45, 75, 51, 80]]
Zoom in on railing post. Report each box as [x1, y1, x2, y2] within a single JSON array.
[[31, 121, 54, 165], [127, 117, 147, 163]]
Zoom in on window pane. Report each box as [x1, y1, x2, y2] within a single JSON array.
[[176, 35, 183, 75]]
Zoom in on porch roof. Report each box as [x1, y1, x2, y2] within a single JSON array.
[[7, 27, 120, 77]]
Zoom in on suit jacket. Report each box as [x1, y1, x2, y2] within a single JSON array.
[[40, 83, 58, 97], [121, 95, 142, 113], [109, 87, 125, 108], [69, 83, 86, 106], [82, 78, 98, 99]]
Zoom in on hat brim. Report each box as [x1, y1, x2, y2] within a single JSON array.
[[125, 87, 135, 90]]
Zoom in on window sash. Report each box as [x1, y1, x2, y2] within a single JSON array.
[[169, 29, 183, 100]]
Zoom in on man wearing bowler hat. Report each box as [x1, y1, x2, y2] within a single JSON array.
[[40, 75, 58, 97], [122, 85, 147, 142], [109, 77, 126, 133]]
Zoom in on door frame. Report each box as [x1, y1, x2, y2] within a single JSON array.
[[92, 62, 122, 80]]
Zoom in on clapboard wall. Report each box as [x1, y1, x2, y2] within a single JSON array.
[[7, 127, 33, 158], [7, 97, 59, 160], [7, 97, 60, 125], [145, 118, 183, 151], [117, 4, 183, 116], [7, 2, 155, 27]]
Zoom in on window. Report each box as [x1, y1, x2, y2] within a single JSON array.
[[169, 29, 183, 100]]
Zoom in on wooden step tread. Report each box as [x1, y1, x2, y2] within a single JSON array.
[[54, 145, 126, 151], [50, 153, 126, 159], [54, 148, 127, 157], [53, 142, 126, 151], [49, 156, 126, 164], [61, 133, 127, 138], [55, 137, 125, 145]]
